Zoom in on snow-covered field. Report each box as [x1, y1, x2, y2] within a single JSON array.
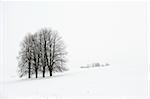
[[0, 66, 148, 99], [0, 1, 149, 99]]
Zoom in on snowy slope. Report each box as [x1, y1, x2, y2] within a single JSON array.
[[0, 66, 147, 98]]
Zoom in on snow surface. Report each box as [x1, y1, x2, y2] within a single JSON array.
[[0, 66, 148, 98]]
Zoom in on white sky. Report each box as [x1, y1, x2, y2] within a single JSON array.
[[0, 1, 148, 93]]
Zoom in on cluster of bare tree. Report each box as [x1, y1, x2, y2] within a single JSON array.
[[17, 28, 67, 78]]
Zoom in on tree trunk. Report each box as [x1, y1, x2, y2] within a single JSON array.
[[50, 70, 52, 76], [43, 66, 45, 77], [35, 68, 38, 78], [28, 61, 31, 78], [43, 37, 47, 78], [48, 67, 52, 76], [35, 54, 39, 78]]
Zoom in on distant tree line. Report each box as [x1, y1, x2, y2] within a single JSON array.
[[80, 62, 109, 68], [17, 28, 67, 78]]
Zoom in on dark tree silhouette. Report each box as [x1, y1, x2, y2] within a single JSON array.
[[31, 33, 40, 78], [17, 28, 68, 78]]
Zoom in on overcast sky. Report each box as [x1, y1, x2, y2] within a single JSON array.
[[0, 1, 148, 92]]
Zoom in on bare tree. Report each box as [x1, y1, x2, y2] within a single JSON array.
[[39, 28, 67, 77], [31, 33, 40, 78], [41, 29, 49, 77], [50, 32, 68, 75], [18, 33, 34, 78]]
